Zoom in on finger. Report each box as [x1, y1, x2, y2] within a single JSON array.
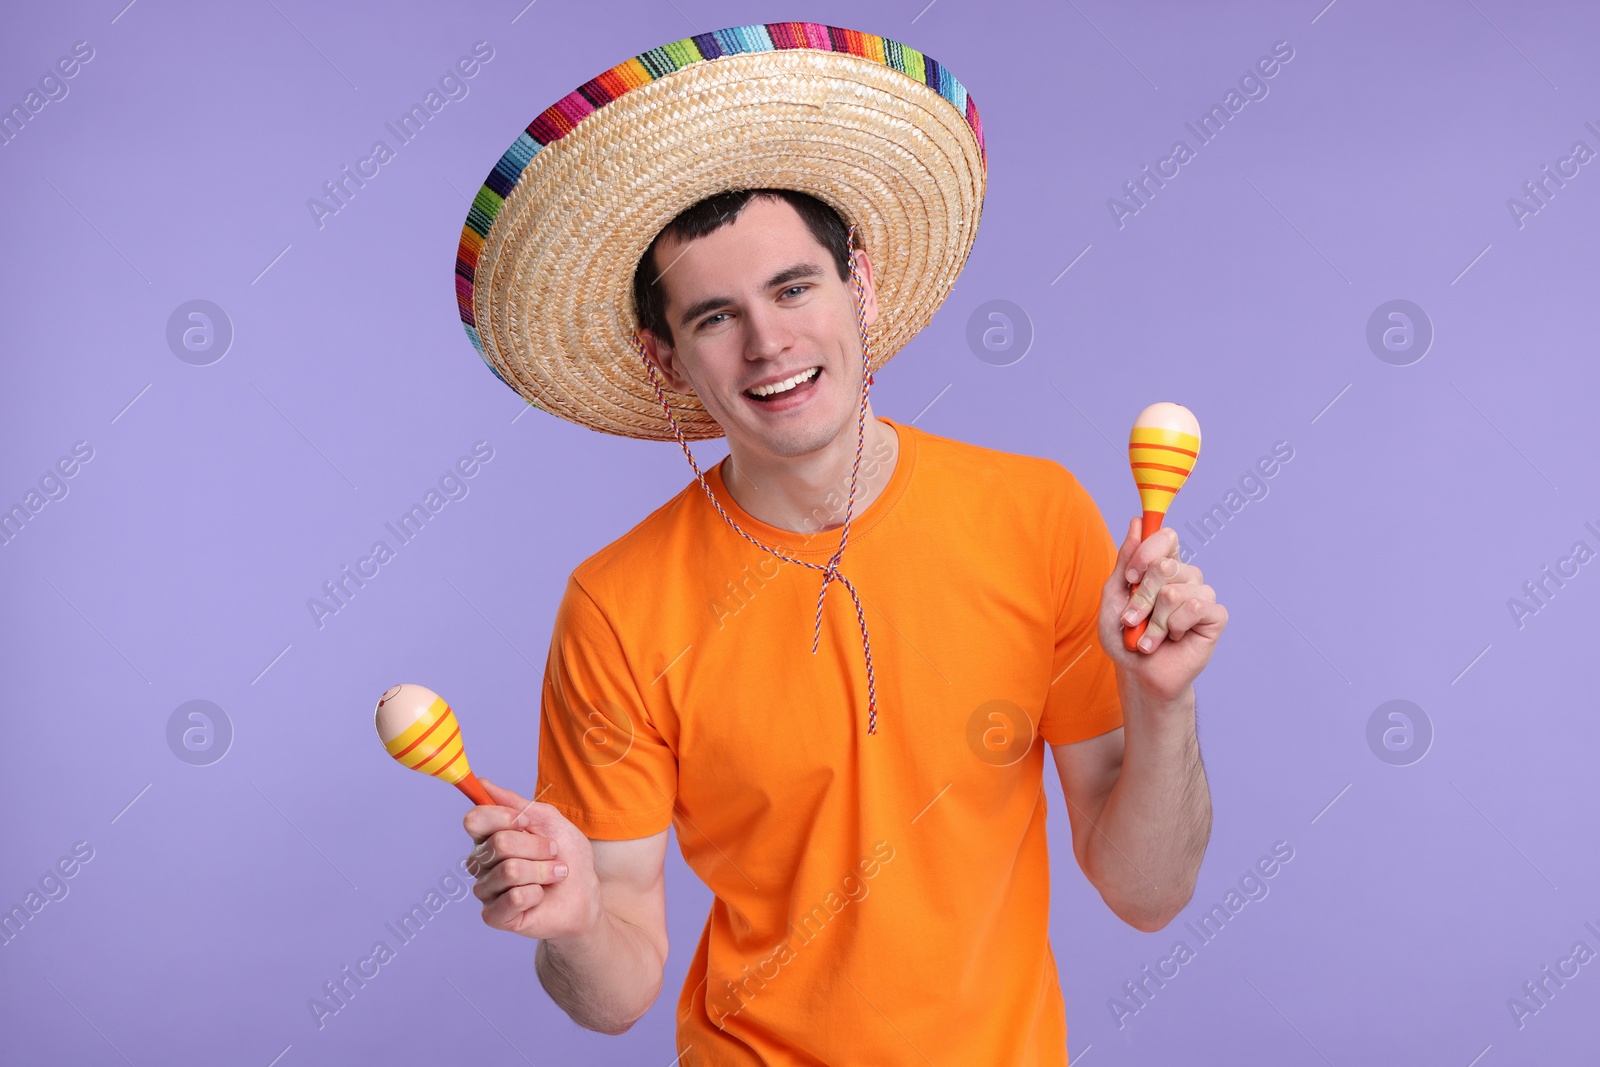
[[1137, 581, 1184, 651], [1134, 589, 1168, 652], [463, 801, 530, 845], [1176, 598, 1229, 642], [467, 827, 559, 877], [481, 881, 546, 930], [1121, 558, 1208, 627], [490, 827, 559, 862], [1121, 556, 1174, 626], [473, 856, 570, 902], [1110, 517, 1140, 589], [464, 779, 544, 844], [1164, 588, 1209, 639], [1105, 519, 1141, 618], [480, 779, 539, 822], [482, 784, 566, 837], [1126, 526, 1181, 585], [1139, 585, 1209, 652]]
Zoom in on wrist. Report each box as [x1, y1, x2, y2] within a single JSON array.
[[545, 880, 609, 952], [1116, 676, 1195, 720], [1117, 684, 1198, 760]]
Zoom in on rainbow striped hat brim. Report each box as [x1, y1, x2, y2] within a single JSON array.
[[454, 23, 988, 441]]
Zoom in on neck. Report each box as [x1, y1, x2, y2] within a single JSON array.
[[719, 408, 900, 536]]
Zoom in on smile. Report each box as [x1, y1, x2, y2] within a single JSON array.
[[744, 367, 822, 404]]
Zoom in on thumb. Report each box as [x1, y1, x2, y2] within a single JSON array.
[[1109, 517, 1141, 588], [479, 777, 532, 813]]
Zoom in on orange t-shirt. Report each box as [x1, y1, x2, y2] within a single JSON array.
[[536, 416, 1123, 1065]]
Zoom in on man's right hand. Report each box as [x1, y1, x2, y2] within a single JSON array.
[[463, 778, 670, 1033], [463, 778, 600, 942]]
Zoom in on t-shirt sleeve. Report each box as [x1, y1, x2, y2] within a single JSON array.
[[1038, 466, 1125, 746], [534, 573, 678, 839]]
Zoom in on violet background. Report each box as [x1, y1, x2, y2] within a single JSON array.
[[2, 0, 1597, 1063]]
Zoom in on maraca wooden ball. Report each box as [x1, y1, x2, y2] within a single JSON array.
[[1124, 403, 1202, 652], [375, 683, 495, 806]]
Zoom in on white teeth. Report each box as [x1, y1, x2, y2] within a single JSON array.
[[748, 367, 820, 397]]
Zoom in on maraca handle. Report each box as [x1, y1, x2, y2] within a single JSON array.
[[454, 772, 496, 807], [1123, 510, 1166, 652]]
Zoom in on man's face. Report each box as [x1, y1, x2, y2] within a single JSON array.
[[640, 196, 879, 460]]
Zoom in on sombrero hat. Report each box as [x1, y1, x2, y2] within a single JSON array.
[[452, 22, 988, 442]]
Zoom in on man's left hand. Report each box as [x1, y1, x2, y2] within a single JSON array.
[[1099, 518, 1228, 706]]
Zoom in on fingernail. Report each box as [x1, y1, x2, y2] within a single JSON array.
[[1160, 559, 1177, 576], [553, 863, 568, 878], [1123, 609, 1138, 624], [1126, 568, 1138, 583], [1138, 636, 1153, 652], [515, 814, 530, 828]]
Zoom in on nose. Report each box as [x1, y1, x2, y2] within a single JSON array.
[[742, 300, 795, 360]]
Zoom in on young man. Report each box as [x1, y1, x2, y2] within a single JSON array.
[[453, 24, 1225, 1066]]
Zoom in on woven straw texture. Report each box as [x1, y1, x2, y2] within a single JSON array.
[[456, 24, 987, 441]]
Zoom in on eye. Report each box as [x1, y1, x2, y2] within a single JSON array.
[[700, 312, 728, 328], [782, 285, 809, 298]]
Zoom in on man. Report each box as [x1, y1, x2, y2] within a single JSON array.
[[452, 23, 1224, 1065]]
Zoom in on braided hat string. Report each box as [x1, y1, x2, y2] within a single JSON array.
[[629, 224, 880, 735]]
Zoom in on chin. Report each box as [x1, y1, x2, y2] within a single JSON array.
[[764, 430, 836, 459], [765, 411, 861, 459]]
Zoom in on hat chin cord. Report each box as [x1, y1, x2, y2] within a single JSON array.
[[631, 225, 881, 736]]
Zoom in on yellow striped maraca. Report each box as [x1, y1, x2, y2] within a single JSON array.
[[375, 683, 494, 806], [1124, 403, 1202, 652]]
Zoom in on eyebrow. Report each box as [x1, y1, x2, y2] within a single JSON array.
[[675, 262, 828, 330]]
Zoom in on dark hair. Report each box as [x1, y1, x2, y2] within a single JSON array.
[[631, 188, 858, 347]]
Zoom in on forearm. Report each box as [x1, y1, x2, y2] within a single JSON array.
[[1086, 686, 1211, 930], [536, 909, 664, 1035]]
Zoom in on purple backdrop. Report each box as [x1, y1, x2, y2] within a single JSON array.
[[2, 0, 1596, 1063]]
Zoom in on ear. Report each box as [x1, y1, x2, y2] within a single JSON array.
[[850, 248, 880, 330], [636, 328, 693, 393]]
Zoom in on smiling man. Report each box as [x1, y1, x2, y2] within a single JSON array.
[[452, 23, 1224, 1067], [634, 192, 902, 563]]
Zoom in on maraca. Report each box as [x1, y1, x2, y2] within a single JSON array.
[[1123, 402, 1202, 652], [375, 683, 495, 806]]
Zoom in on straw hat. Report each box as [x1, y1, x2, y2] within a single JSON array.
[[453, 22, 988, 441]]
